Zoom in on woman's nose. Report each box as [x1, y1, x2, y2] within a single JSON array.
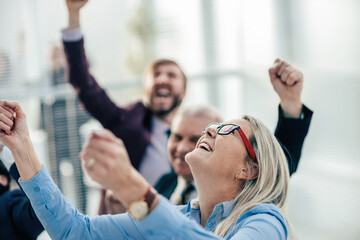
[[204, 126, 217, 138]]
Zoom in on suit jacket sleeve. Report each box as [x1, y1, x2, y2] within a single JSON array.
[[9, 163, 20, 186], [10, 191, 44, 239], [63, 38, 127, 129], [275, 104, 313, 175], [8, 164, 44, 238]]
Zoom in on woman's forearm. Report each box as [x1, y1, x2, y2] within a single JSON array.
[[11, 137, 42, 181]]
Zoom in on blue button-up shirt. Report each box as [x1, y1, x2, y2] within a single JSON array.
[[20, 167, 287, 239]]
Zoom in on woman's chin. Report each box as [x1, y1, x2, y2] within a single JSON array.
[[187, 148, 211, 159], [185, 149, 208, 168]]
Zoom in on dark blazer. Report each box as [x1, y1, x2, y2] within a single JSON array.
[[154, 170, 178, 199], [155, 105, 313, 202], [0, 164, 44, 240], [275, 104, 313, 175], [63, 39, 153, 171]]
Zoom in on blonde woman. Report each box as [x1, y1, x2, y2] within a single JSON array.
[[0, 100, 289, 239]]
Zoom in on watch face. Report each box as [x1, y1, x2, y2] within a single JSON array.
[[129, 201, 149, 220]]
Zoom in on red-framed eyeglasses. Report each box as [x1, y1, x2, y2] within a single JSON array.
[[203, 123, 257, 163]]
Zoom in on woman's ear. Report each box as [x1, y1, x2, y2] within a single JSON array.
[[235, 164, 258, 180], [247, 164, 259, 180]]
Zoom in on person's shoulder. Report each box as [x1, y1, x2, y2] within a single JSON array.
[[231, 204, 288, 240], [236, 204, 286, 228], [242, 203, 285, 220], [0, 189, 26, 206], [157, 171, 177, 182], [123, 101, 149, 114], [154, 171, 177, 192], [7, 189, 26, 199], [125, 101, 144, 109], [122, 101, 151, 120], [1, 189, 24, 197]]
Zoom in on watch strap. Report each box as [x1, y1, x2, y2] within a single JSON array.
[[144, 185, 156, 207]]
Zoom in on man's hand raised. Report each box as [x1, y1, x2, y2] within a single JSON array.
[[66, 0, 89, 30]]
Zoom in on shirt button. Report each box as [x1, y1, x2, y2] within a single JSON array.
[[34, 187, 40, 192]]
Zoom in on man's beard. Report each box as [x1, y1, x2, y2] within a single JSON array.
[[152, 95, 182, 118]]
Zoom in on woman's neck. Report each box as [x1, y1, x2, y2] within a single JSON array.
[[197, 180, 240, 226]]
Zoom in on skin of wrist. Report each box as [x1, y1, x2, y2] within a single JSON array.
[[11, 140, 42, 181], [280, 100, 302, 118], [67, 11, 80, 30], [9, 136, 32, 153], [112, 168, 149, 208]]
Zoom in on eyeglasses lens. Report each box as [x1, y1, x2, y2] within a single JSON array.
[[203, 123, 218, 134], [218, 125, 237, 135]]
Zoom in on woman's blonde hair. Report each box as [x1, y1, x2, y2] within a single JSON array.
[[214, 115, 290, 237]]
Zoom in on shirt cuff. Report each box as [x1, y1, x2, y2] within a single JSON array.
[[19, 165, 49, 189], [19, 166, 56, 201], [61, 27, 83, 42]]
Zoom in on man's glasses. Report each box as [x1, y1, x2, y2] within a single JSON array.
[[203, 123, 257, 163]]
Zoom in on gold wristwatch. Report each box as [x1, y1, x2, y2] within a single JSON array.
[[127, 186, 157, 220]]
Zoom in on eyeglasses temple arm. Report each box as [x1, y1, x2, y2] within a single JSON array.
[[237, 129, 257, 163]]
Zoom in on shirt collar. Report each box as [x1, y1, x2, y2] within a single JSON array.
[[222, 200, 237, 218], [189, 198, 237, 218]]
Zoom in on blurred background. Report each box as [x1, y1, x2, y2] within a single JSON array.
[[0, 0, 359, 239]]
